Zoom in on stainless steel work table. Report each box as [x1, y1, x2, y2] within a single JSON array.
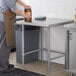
[[15, 18, 73, 75], [64, 23, 76, 76]]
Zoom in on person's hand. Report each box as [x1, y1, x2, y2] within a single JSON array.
[[25, 14, 31, 19], [22, 12, 31, 18], [23, 13, 32, 21]]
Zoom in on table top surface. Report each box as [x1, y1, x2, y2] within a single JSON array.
[[64, 23, 76, 31], [64, 23, 76, 28], [16, 18, 73, 28]]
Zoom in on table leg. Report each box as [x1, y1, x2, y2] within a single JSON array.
[[47, 27, 51, 75], [40, 27, 43, 63], [22, 24, 25, 64], [65, 30, 70, 70], [70, 72, 74, 76]]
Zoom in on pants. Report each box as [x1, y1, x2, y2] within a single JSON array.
[[0, 21, 10, 71]]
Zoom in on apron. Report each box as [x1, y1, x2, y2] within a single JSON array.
[[3, 10, 16, 47]]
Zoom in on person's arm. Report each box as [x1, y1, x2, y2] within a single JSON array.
[[4, 0, 31, 18], [17, 0, 31, 9], [17, 0, 26, 7], [14, 9, 29, 18]]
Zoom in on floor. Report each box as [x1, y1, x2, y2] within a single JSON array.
[[9, 52, 74, 76]]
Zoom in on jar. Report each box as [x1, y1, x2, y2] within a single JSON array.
[[24, 8, 32, 22], [74, 9, 76, 23]]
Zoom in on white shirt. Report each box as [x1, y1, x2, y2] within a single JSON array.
[[0, 0, 3, 21]]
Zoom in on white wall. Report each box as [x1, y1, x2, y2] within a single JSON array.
[[21, 0, 76, 64], [27, 0, 76, 19]]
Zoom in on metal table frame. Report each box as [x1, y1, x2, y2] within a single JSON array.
[[16, 18, 73, 75], [64, 23, 76, 76]]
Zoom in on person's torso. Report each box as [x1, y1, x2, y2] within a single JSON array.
[[1, 0, 16, 12], [0, 0, 10, 21], [0, 0, 17, 21], [0, 0, 3, 21]]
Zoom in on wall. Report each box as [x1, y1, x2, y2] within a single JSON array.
[[20, 0, 76, 64], [28, 0, 76, 19]]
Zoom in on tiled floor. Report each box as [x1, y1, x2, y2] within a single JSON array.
[[9, 52, 72, 76]]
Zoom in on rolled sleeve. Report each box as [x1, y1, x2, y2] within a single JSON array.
[[5, 0, 17, 12]]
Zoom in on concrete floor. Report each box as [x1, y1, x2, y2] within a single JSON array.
[[9, 52, 75, 76]]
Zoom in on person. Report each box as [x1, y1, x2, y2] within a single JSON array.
[[0, 0, 31, 72]]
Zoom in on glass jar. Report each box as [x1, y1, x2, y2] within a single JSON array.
[[24, 8, 32, 22], [74, 9, 76, 23]]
